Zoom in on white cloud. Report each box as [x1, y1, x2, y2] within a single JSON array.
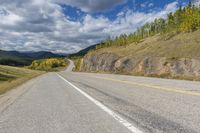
[[0, 0, 178, 53], [140, 1, 154, 8], [193, 0, 200, 5], [148, 3, 154, 8], [54, 0, 127, 12], [0, 8, 23, 25], [102, 1, 178, 36]]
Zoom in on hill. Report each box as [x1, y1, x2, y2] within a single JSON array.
[[93, 2, 200, 50], [0, 50, 63, 66], [21, 51, 63, 59], [74, 2, 200, 81], [70, 43, 100, 57], [0, 65, 42, 94], [78, 29, 200, 80]]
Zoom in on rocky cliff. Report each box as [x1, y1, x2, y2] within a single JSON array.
[[77, 30, 200, 80], [80, 52, 200, 80]]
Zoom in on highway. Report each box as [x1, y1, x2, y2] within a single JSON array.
[[0, 60, 200, 133]]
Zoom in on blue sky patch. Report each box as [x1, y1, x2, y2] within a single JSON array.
[[61, 0, 190, 21]]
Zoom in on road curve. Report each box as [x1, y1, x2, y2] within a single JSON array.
[[1, 60, 200, 133]]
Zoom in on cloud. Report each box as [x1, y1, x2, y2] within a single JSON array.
[[54, 0, 127, 12], [148, 3, 154, 8], [100, 1, 178, 36], [193, 0, 200, 5], [0, 0, 178, 53], [140, 1, 154, 8], [0, 8, 23, 26]]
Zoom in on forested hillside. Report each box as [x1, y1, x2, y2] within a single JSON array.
[[96, 2, 200, 49]]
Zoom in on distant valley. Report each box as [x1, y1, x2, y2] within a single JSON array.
[[0, 50, 63, 66]]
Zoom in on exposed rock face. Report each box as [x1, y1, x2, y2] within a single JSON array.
[[80, 52, 200, 80], [81, 53, 119, 72]]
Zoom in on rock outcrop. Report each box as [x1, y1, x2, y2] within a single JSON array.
[[80, 52, 200, 80], [81, 53, 119, 72]]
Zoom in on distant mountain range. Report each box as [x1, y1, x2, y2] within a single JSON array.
[[0, 50, 64, 66], [0, 43, 100, 66]]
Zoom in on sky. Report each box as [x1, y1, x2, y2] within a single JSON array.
[[0, 0, 194, 54]]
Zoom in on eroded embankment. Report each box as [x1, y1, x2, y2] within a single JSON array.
[[80, 52, 200, 80]]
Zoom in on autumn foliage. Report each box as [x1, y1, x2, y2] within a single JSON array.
[[29, 58, 67, 71], [96, 2, 200, 49]]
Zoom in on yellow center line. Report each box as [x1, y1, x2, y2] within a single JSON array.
[[92, 76, 200, 97]]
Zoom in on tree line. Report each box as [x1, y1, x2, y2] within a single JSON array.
[[29, 58, 67, 71], [96, 2, 200, 49]]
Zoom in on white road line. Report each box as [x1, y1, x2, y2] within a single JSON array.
[[57, 74, 143, 133]]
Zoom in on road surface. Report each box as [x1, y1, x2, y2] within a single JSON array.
[[0, 60, 200, 133]]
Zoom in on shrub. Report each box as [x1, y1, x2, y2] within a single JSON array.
[[29, 58, 68, 71]]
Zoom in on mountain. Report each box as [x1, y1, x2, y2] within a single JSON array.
[[0, 50, 28, 59], [21, 51, 63, 59], [0, 50, 63, 66], [70, 43, 101, 57]]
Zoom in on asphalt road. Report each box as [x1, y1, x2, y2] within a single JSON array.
[[1, 60, 200, 133]]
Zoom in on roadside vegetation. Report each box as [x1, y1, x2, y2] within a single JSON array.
[[96, 2, 200, 49], [28, 58, 69, 71], [0, 65, 43, 94], [0, 58, 69, 94], [70, 56, 82, 71], [91, 29, 200, 59]]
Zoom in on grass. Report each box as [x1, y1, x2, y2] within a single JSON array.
[[89, 29, 200, 60], [0, 65, 43, 95], [73, 58, 82, 71], [79, 29, 200, 81]]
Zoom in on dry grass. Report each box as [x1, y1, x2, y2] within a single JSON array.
[[91, 30, 200, 60], [84, 30, 200, 81], [0, 65, 43, 95]]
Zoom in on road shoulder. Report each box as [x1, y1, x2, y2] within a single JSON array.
[[0, 74, 44, 113]]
